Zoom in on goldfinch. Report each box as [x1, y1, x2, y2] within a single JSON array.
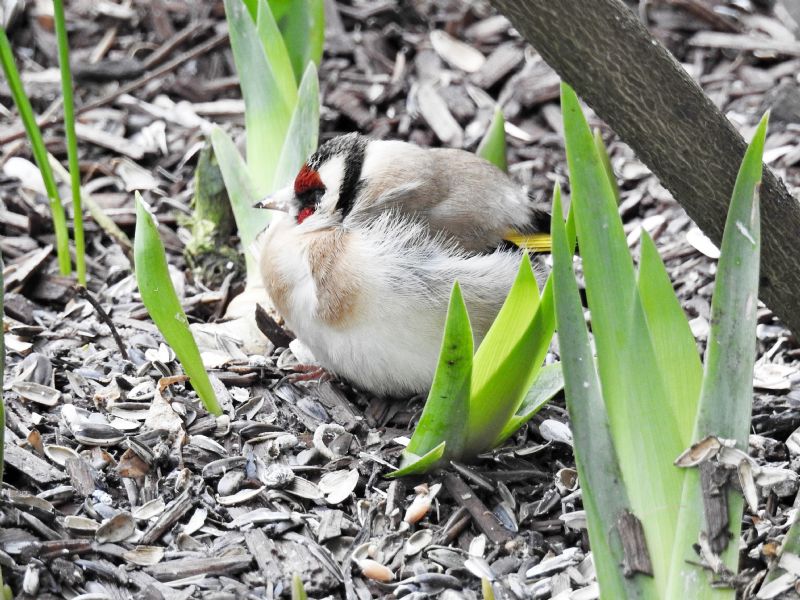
[[257, 133, 549, 396]]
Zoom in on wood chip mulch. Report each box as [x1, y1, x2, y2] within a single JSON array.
[[3, 1, 800, 598]]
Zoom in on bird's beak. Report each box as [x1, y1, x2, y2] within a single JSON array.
[[254, 186, 293, 211]]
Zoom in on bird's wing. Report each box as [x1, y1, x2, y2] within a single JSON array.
[[503, 231, 552, 253]]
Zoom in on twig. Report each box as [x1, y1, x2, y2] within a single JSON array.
[[442, 472, 513, 544], [0, 29, 230, 146], [74, 285, 129, 360], [142, 20, 214, 70], [666, 0, 742, 33]]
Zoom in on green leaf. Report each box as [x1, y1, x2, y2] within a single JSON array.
[[476, 107, 508, 172], [403, 281, 472, 465], [666, 113, 767, 598], [551, 184, 652, 599], [482, 578, 495, 600], [273, 62, 320, 189], [134, 193, 222, 416], [562, 82, 684, 591], [53, 0, 85, 285], [255, 0, 297, 109], [210, 126, 267, 283], [472, 185, 574, 453], [593, 128, 620, 203], [224, 0, 293, 194], [242, 0, 257, 20], [388, 442, 447, 478], [466, 255, 547, 455], [762, 510, 800, 587], [0, 26, 70, 274], [638, 230, 702, 445], [494, 362, 564, 446], [291, 573, 307, 600], [276, 0, 325, 81]]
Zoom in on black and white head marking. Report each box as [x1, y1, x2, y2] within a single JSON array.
[[308, 133, 367, 218]]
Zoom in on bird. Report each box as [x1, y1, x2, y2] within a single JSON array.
[[256, 133, 550, 397]]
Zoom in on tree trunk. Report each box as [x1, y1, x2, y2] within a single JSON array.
[[489, 0, 800, 337]]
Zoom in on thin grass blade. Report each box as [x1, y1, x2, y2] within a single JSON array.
[[561, 82, 684, 590], [52, 0, 85, 284], [0, 254, 5, 488], [667, 114, 767, 599], [476, 106, 507, 172], [0, 27, 70, 274], [0, 255, 7, 600], [134, 193, 222, 416], [224, 0, 293, 193], [273, 62, 320, 189], [551, 186, 652, 599]]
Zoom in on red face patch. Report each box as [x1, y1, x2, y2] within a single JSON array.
[[294, 164, 324, 195], [297, 206, 315, 224], [293, 164, 325, 224]]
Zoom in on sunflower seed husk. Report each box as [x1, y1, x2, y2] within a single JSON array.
[[216, 486, 265, 506], [123, 545, 164, 566], [44, 445, 80, 467], [132, 498, 166, 521], [12, 381, 61, 406], [96, 511, 136, 543]]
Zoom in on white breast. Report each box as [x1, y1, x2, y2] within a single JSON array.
[[262, 212, 531, 396]]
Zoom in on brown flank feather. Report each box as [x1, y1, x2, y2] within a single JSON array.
[[305, 229, 360, 328]]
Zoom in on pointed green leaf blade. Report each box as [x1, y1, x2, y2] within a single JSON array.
[[255, 0, 297, 109], [224, 0, 293, 194], [466, 255, 547, 454], [273, 62, 320, 189], [406, 282, 472, 461], [551, 186, 652, 599], [562, 82, 684, 590], [593, 128, 620, 203], [389, 442, 447, 478], [291, 574, 308, 600], [494, 362, 564, 446], [638, 230, 702, 444], [210, 126, 267, 284], [276, 0, 325, 81], [134, 193, 222, 416], [667, 113, 767, 598], [476, 107, 507, 172], [473, 186, 575, 452]]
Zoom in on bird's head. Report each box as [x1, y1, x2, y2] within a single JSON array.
[[255, 133, 368, 227]]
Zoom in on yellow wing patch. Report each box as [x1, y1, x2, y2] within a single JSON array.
[[503, 231, 552, 253]]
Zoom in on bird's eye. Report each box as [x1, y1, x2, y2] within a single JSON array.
[[296, 188, 325, 224]]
